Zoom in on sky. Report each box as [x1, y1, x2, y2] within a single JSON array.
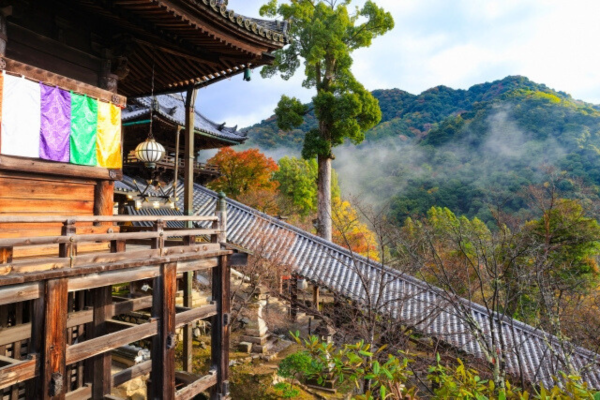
[[197, 0, 600, 129]]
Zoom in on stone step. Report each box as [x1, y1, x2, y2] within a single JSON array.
[[240, 334, 272, 345], [252, 338, 279, 354]]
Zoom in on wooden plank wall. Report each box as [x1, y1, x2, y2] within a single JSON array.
[[0, 171, 112, 257]]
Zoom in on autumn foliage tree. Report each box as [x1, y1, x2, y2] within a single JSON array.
[[207, 147, 279, 208], [332, 198, 380, 261]]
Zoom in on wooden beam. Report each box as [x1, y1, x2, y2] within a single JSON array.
[[0, 356, 38, 391], [0, 298, 212, 347], [175, 304, 217, 328], [68, 266, 161, 292], [0, 228, 219, 248], [150, 263, 177, 400], [4, 246, 218, 276], [42, 278, 68, 399], [112, 360, 152, 388], [64, 384, 91, 400], [0, 249, 233, 288], [66, 320, 158, 366], [175, 372, 217, 400], [0, 215, 217, 224], [0, 155, 121, 181], [2, 57, 127, 107], [0, 282, 42, 306]]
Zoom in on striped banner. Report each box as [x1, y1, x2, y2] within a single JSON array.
[[0, 72, 122, 168]]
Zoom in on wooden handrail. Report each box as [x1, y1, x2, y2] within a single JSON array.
[[0, 215, 217, 223], [125, 152, 220, 173], [0, 228, 218, 248]]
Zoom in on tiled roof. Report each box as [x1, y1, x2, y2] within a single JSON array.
[[115, 177, 600, 388], [122, 94, 248, 144], [199, 0, 289, 44]]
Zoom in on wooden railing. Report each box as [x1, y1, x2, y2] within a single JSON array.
[[125, 151, 221, 176], [0, 204, 234, 399]]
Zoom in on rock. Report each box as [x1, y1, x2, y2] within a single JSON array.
[[238, 342, 252, 353], [198, 341, 207, 349]]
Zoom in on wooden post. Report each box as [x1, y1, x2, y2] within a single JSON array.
[[182, 270, 193, 372], [10, 301, 22, 400], [85, 239, 123, 398], [87, 286, 112, 399], [94, 181, 115, 222], [151, 220, 166, 251], [184, 87, 198, 224], [182, 235, 195, 373], [210, 255, 230, 399], [313, 285, 320, 312], [59, 220, 77, 263], [0, 247, 11, 263], [290, 274, 298, 322], [150, 262, 177, 400], [27, 294, 45, 399], [41, 278, 68, 400]]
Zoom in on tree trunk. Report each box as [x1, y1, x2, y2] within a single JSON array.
[[317, 154, 332, 241]]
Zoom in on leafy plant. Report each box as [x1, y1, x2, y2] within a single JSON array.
[[273, 382, 301, 399]]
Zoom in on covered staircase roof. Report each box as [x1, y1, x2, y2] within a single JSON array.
[[115, 177, 600, 388]]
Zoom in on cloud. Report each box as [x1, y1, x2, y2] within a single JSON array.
[[196, 0, 600, 128]]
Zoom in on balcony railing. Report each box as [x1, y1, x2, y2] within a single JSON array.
[[125, 151, 221, 176], [0, 209, 234, 399]]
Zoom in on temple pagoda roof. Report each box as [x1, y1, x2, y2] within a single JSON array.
[[55, 0, 289, 97], [123, 94, 247, 145]]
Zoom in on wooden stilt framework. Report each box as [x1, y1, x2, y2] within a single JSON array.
[[0, 209, 234, 399]]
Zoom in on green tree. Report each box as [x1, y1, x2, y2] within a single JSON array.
[[275, 156, 341, 216], [274, 156, 318, 216], [260, 0, 394, 240]]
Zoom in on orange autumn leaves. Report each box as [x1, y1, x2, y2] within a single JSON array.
[[207, 147, 379, 260], [207, 147, 279, 198]]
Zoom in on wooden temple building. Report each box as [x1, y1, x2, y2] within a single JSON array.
[[0, 1, 287, 399]]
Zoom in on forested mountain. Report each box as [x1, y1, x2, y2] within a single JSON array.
[[244, 76, 600, 227]]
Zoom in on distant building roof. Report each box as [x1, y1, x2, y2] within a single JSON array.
[[123, 94, 247, 145]]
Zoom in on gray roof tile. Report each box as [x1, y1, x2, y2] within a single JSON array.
[[116, 176, 600, 388]]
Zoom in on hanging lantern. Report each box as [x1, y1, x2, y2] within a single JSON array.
[[134, 137, 165, 169], [243, 67, 252, 82]]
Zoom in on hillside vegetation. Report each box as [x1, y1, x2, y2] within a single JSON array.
[[244, 76, 600, 227]]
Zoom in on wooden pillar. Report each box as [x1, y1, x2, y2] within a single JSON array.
[[210, 255, 230, 399], [41, 278, 68, 400], [27, 294, 45, 399], [87, 286, 112, 399], [59, 220, 77, 262], [312, 285, 320, 312], [150, 262, 177, 400], [0, 247, 11, 263], [94, 181, 114, 220], [182, 271, 193, 372], [184, 87, 198, 223], [182, 236, 195, 373], [290, 274, 299, 322]]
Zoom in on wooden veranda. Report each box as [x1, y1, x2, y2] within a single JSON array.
[[0, 1, 287, 398], [0, 205, 240, 399]]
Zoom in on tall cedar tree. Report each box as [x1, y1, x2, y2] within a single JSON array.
[[260, 0, 394, 240]]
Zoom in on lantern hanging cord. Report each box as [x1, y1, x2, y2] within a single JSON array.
[[148, 60, 156, 140]]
